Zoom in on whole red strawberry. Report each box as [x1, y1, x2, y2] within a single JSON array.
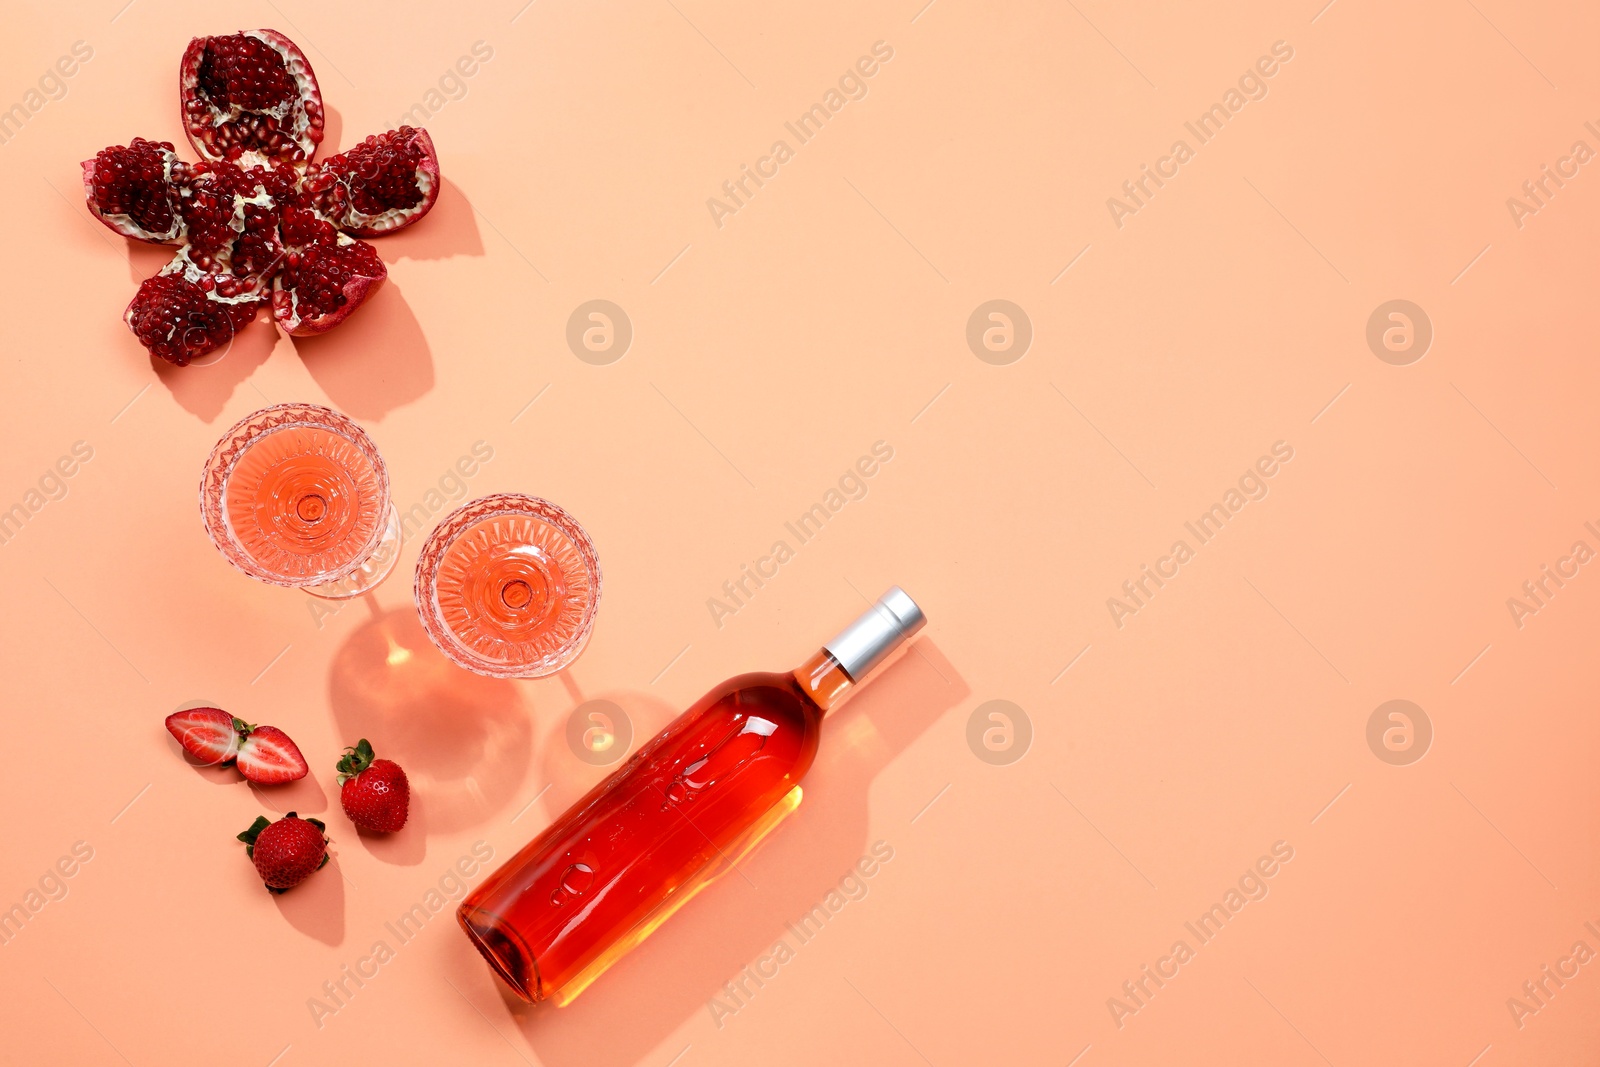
[[337, 739, 409, 832], [164, 708, 308, 784], [238, 813, 328, 892]]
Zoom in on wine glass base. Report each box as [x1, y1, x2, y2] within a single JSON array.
[[302, 504, 401, 600]]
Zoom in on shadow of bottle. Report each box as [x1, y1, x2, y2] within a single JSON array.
[[466, 639, 967, 1066], [327, 605, 532, 844]]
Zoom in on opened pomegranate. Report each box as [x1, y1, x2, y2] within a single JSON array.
[[274, 235, 387, 335], [180, 30, 323, 164], [126, 249, 264, 367], [314, 127, 440, 236], [82, 139, 185, 242], [81, 29, 440, 364]]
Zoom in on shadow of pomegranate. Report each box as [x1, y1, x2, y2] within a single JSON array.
[[148, 310, 278, 423], [105, 103, 463, 424], [327, 606, 531, 834], [383, 177, 483, 261], [321, 103, 343, 156], [125, 240, 170, 282], [295, 281, 434, 421], [446, 641, 968, 1067]]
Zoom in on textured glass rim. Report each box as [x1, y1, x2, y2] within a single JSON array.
[[413, 493, 603, 678], [199, 402, 393, 588]]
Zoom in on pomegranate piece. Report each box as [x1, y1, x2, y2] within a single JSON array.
[[232, 201, 286, 279], [180, 30, 323, 163], [178, 160, 297, 278], [279, 204, 338, 251], [81, 138, 184, 242], [84, 29, 439, 363], [126, 249, 262, 365], [273, 236, 386, 336], [317, 126, 440, 235], [177, 164, 243, 266]]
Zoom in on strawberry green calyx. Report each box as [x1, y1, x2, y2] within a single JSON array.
[[232, 717, 255, 737], [307, 817, 331, 870], [237, 815, 272, 856], [238, 812, 328, 856], [300, 815, 332, 874], [336, 739, 376, 784]]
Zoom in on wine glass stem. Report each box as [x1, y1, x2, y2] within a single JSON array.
[[303, 503, 402, 600]]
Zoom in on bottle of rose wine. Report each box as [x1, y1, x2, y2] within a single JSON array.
[[458, 587, 926, 1004]]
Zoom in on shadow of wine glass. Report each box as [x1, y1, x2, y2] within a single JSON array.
[[327, 606, 532, 841], [533, 684, 681, 814], [453, 640, 968, 1067]]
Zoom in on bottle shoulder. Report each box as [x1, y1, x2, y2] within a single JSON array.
[[688, 671, 815, 716], [662, 670, 822, 757]]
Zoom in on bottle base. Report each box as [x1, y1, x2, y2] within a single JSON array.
[[457, 903, 543, 1003]]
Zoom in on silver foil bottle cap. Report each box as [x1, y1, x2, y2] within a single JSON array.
[[824, 587, 926, 681]]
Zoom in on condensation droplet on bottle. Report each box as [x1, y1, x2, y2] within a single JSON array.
[[662, 717, 778, 810], [550, 862, 595, 906]]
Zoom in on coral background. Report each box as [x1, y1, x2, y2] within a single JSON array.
[[2, 1, 1598, 1064]]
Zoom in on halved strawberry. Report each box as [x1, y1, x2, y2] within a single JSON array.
[[237, 725, 308, 784], [164, 707, 244, 765]]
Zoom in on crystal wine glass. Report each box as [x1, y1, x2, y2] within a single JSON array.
[[200, 403, 400, 600], [413, 493, 601, 678]]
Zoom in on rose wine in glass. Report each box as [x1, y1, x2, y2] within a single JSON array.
[[413, 493, 601, 679], [457, 587, 925, 1005], [200, 403, 400, 599]]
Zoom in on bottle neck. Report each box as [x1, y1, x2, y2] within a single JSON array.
[[792, 649, 853, 714], [821, 587, 925, 682]]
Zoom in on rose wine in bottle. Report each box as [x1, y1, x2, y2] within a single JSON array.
[[458, 587, 926, 1004]]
